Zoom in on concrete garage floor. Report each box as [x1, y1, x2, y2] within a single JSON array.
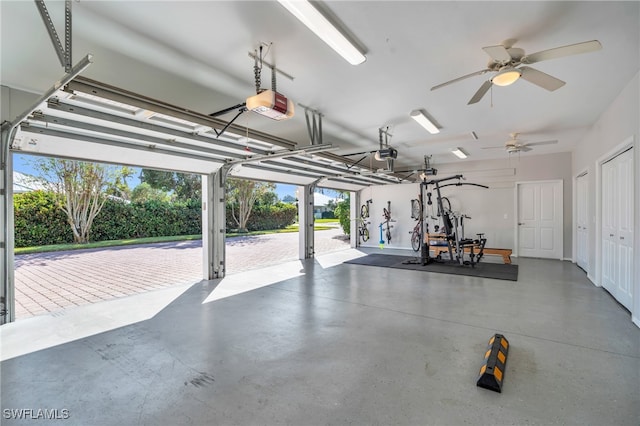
[[1, 251, 639, 425]]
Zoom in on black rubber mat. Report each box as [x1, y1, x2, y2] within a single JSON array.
[[345, 253, 519, 281]]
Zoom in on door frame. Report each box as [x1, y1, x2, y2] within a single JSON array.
[[573, 169, 589, 275], [595, 136, 635, 289], [514, 179, 563, 259]]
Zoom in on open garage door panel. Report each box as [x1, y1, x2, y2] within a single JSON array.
[[12, 77, 403, 191]]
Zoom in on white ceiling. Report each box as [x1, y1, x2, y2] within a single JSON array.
[[2, 1, 639, 173]]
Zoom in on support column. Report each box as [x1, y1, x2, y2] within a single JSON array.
[[202, 168, 228, 280], [298, 184, 315, 259], [1, 127, 15, 324], [351, 191, 359, 248]]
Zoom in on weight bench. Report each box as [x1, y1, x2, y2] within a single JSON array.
[[431, 245, 512, 264]]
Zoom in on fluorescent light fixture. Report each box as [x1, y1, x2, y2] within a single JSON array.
[[410, 109, 440, 134], [277, 0, 366, 65], [451, 148, 468, 159], [492, 67, 521, 86]]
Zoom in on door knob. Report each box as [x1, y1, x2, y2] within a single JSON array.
[[518, 223, 524, 225], [620, 236, 624, 240], [610, 234, 614, 237]]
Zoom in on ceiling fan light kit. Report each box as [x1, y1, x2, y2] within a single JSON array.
[[410, 109, 440, 134], [277, 0, 366, 65], [491, 68, 521, 86]]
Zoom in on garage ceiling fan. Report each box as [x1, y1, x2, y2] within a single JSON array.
[[431, 39, 602, 104], [482, 133, 558, 153]]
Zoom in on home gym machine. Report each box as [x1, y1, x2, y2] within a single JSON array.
[[417, 174, 489, 267]]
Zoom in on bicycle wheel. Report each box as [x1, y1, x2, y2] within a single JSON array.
[[360, 203, 369, 219], [411, 228, 421, 251], [362, 227, 370, 242], [386, 226, 392, 244], [411, 199, 421, 219]]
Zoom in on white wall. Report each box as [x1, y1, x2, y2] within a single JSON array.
[[358, 151, 573, 258], [572, 71, 640, 327]]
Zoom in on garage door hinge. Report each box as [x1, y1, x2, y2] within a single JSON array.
[[32, 110, 45, 119], [47, 97, 60, 107]]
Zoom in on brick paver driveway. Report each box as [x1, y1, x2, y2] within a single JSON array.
[[14, 228, 350, 319]]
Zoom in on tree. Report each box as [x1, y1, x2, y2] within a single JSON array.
[[140, 169, 201, 201], [281, 194, 296, 203], [131, 182, 173, 203], [33, 158, 129, 243], [334, 194, 351, 236], [226, 178, 276, 233], [107, 166, 135, 200]]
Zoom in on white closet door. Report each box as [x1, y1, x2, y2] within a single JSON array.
[[615, 149, 634, 309], [601, 161, 617, 291], [576, 173, 589, 271], [601, 148, 634, 310], [517, 181, 563, 259]]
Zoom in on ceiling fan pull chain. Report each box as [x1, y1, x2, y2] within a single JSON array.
[[490, 84, 493, 108]]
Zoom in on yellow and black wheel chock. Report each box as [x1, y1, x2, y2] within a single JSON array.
[[476, 333, 509, 393]]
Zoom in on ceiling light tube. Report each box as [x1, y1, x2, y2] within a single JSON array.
[[410, 109, 440, 134], [451, 148, 468, 159], [277, 0, 366, 65]]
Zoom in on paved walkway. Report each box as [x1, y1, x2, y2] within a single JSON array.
[[14, 228, 350, 319]]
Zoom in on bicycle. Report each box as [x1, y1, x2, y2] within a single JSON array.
[[409, 198, 422, 251], [381, 201, 394, 244], [355, 216, 370, 243], [360, 199, 372, 220]]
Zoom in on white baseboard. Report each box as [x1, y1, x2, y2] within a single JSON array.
[[632, 315, 640, 329], [587, 273, 598, 286]]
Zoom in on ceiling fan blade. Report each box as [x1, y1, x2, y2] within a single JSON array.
[[468, 80, 492, 105], [480, 146, 506, 149], [519, 146, 533, 152], [482, 45, 512, 63], [523, 40, 602, 64], [525, 140, 558, 147], [431, 69, 491, 91], [519, 66, 565, 91]]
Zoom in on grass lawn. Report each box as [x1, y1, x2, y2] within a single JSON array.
[[15, 222, 343, 255]]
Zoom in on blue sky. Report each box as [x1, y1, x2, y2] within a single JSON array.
[[13, 154, 337, 200]]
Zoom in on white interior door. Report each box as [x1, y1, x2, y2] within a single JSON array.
[[601, 148, 634, 310], [517, 181, 563, 259], [576, 173, 589, 271], [601, 160, 617, 291]]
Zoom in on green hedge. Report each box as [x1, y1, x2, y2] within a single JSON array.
[[14, 191, 297, 247], [226, 202, 297, 232], [14, 191, 72, 247]]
